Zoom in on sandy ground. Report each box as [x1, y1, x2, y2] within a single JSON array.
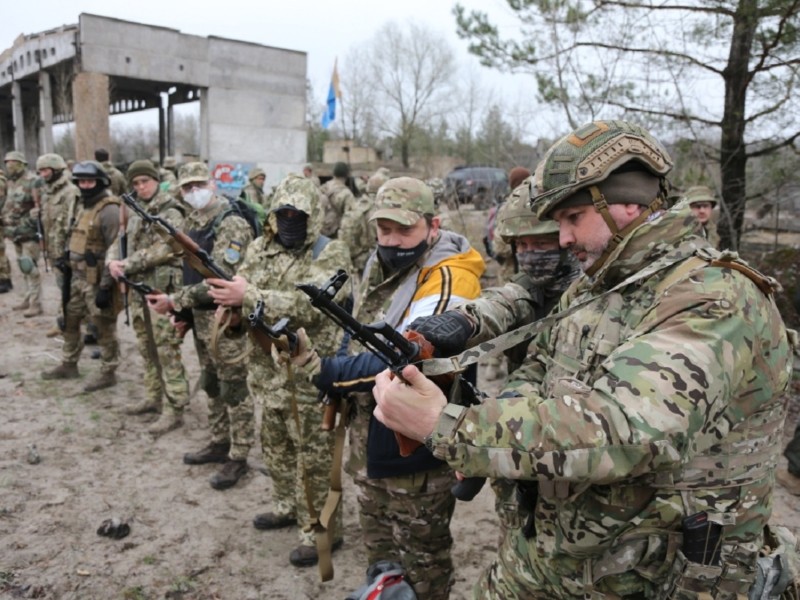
[[1, 206, 799, 599]]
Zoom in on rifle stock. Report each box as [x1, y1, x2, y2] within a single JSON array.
[[247, 300, 297, 356]]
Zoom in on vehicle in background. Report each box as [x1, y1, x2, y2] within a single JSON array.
[[444, 166, 509, 210]]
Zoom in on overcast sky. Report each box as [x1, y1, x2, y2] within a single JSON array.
[[2, 0, 543, 133]]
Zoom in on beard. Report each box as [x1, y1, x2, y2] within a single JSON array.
[[571, 243, 607, 272]]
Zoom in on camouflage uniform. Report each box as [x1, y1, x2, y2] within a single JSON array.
[[106, 169, 189, 417], [321, 178, 485, 599], [684, 185, 722, 249], [240, 167, 267, 210], [59, 165, 121, 379], [2, 153, 40, 310], [171, 167, 255, 464], [339, 170, 388, 274], [0, 170, 12, 289], [40, 164, 80, 259], [100, 160, 128, 197], [237, 174, 351, 551], [319, 176, 355, 238], [424, 121, 795, 599]]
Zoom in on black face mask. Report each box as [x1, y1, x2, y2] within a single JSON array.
[[275, 212, 308, 249], [79, 182, 107, 204], [377, 238, 429, 272]]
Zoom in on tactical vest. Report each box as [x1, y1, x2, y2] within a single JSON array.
[[68, 195, 120, 284], [182, 222, 215, 288], [535, 248, 787, 599]]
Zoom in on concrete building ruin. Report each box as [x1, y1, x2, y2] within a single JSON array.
[[0, 13, 307, 186]]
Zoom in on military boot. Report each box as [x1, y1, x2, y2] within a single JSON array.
[[83, 371, 116, 393], [148, 411, 183, 435], [0, 278, 12, 293], [209, 459, 248, 490], [12, 299, 29, 311], [253, 512, 296, 531], [183, 442, 230, 465], [46, 324, 62, 338], [41, 362, 79, 380], [23, 303, 43, 318], [123, 398, 160, 415], [289, 539, 343, 568]]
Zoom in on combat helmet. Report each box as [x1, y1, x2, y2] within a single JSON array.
[[684, 185, 717, 207], [531, 120, 673, 276], [72, 160, 111, 187], [36, 153, 67, 171], [532, 120, 672, 219], [495, 177, 559, 242], [4, 150, 27, 164]]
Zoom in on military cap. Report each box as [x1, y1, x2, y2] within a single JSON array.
[[249, 167, 266, 182], [163, 156, 177, 169], [178, 162, 210, 187], [684, 185, 717, 207], [370, 177, 435, 226]]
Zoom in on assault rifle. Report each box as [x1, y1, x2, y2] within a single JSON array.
[[32, 185, 49, 272], [117, 274, 194, 329], [120, 192, 231, 281], [118, 203, 130, 325], [247, 299, 298, 357], [297, 269, 486, 501]]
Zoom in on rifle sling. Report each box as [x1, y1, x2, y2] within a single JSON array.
[[210, 307, 253, 365]]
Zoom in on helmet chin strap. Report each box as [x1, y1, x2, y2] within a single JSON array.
[[584, 185, 664, 278]]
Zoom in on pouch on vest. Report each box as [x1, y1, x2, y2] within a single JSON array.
[[18, 255, 35, 274], [749, 525, 800, 600]]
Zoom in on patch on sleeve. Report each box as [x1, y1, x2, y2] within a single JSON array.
[[224, 240, 243, 264]]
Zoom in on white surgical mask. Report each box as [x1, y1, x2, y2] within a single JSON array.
[[184, 187, 213, 210]]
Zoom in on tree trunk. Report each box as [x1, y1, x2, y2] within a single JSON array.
[[719, 0, 758, 251]]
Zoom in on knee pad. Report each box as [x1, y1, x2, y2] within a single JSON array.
[[220, 379, 248, 407], [199, 369, 220, 398], [18, 255, 36, 274]]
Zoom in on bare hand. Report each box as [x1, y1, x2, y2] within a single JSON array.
[[107, 259, 126, 280], [207, 275, 247, 307], [373, 364, 446, 442], [147, 293, 173, 315]]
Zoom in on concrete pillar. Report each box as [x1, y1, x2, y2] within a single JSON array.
[[200, 90, 209, 162], [71, 71, 109, 160], [38, 71, 54, 154], [11, 81, 25, 152], [167, 101, 175, 156]]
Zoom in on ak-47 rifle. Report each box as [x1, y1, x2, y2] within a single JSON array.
[[32, 184, 49, 272], [119, 202, 130, 325], [120, 192, 231, 281], [248, 299, 298, 357], [297, 269, 486, 501], [117, 274, 194, 330]]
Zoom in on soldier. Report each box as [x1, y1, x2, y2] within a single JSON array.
[[491, 167, 532, 285], [0, 167, 12, 293], [207, 173, 351, 567], [41, 161, 121, 393], [339, 169, 389, 274], [776, 287, 800, 497], [319, 161, 355, 238], [373, 120, 794, 599], [3, 151, 42, 316], [409, 176, 580, 544], [106, 160, 190, 435], [94, 148, 127, 197], [297, 178, 485, 599], [240, 167, 267, 209], [302, 163, 321, 187], [35, 153, 80, 336], [685, 184, 721, 248], [147, 162, 255, 490]]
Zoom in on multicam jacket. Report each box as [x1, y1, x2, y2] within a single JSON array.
[[106, 191, 185, 292], [41, 170, 79, 256], [319, 177, 355, 238], [2, 169, 37, 242], [431, 202, 794, 598]]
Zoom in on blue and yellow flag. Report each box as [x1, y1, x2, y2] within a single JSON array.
[[321, 59, 341, 129]]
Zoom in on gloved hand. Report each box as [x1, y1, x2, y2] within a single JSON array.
[[271, 327, 322, 379], [54, 253, 70, 273], [95, 287, 113, 309], [408, 311, 475, 357]]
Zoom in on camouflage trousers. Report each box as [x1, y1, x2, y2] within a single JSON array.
[[62, 275, 119, 373], [258, 396, 341, 547], [491, 478, 529, 548], [14, 240, 41, 306], [192, 310, 253, 460], [130, 294, 189, 413], [0, 239, 10, 279], [355, 466, 456, 600]]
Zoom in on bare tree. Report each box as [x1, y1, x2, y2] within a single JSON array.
[[362, 20, 457, 168], [340, 48, 378, 146], [454, 0, 800, 249]]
